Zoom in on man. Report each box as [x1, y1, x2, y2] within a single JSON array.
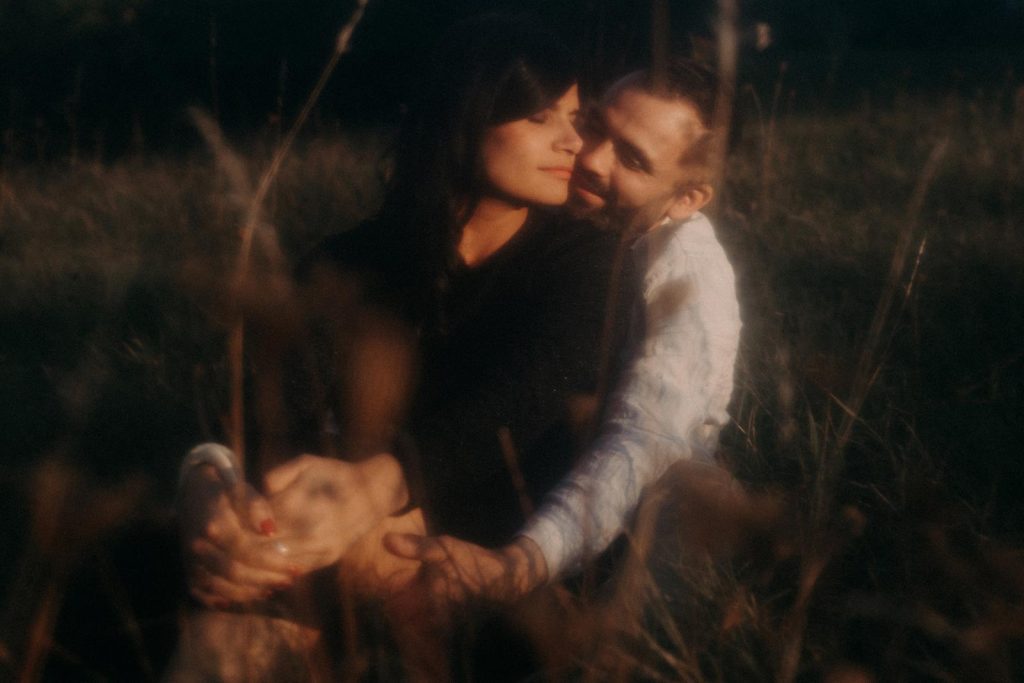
[[385, 58, 744, 599]]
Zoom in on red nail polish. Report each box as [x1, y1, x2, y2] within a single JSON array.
[[259, 519, 277, 536]]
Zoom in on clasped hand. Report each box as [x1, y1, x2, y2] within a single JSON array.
[[180, 452, 407, 608]]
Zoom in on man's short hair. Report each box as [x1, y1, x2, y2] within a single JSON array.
[[635, 58, 718, 128], [623, 58, 719, 183]]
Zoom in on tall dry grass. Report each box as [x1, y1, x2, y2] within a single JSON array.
[[503, 77, 1024, 682], [1, 56, 1024, 683], [0, 131, 390, 680]]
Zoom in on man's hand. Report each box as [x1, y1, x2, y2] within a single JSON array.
[[383, 533, 549, 607], [336, 507, 426, 596], [264, 452, 409, 574], [179, 465, 296, 608], [379, 534, 548, 680]]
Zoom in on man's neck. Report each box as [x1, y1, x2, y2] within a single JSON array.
[[458, 198, 529, 267]]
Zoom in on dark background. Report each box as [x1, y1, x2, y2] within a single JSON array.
[[2, 0, 1023, 160]]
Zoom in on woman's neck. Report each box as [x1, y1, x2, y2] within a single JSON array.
[[457, 198, 530, 267]]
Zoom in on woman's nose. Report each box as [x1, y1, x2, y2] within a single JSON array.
[[556, 119, 583, 155]]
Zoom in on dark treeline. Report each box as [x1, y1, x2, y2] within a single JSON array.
[[1, 0, 1022, 161], [2, 0, 366, 159]]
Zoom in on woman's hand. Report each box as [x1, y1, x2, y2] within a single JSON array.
[[178, 465, 297, 608], [263, 452, 409, 575]]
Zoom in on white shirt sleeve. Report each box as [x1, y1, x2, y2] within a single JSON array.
[[521, 214, 741, 578]]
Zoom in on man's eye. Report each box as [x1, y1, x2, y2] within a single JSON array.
[[528, 112, 549, 124], [616, 146, 644, 171]]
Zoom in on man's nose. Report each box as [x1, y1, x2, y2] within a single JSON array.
[[576, 139, 613, 178]]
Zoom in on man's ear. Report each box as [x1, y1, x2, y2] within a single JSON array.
[[666, 183, 713, 221]]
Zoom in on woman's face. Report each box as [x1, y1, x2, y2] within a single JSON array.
[[479, 84, 583, 207]]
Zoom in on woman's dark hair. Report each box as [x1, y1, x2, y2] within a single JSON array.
[[378, 14, 576, 327]]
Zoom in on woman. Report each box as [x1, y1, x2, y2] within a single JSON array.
[[178, 14, 623, 615]]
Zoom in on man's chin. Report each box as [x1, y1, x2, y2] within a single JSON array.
[[567, 198, 617, 231], [567, 190, 605, 218], [567, 200, 595, 219]]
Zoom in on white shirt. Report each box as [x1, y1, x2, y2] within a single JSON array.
[[521, 212, 742, 577]]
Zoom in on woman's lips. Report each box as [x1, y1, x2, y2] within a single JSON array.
[[541, 167, 574, 180]]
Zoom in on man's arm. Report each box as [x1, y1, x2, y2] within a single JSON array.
[[522, 218, 742, 578], [384, 533, 548, 603], [387, 219, 742, 598]]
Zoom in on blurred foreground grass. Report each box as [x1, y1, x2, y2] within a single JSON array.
[[1, 82, 1023, 679]]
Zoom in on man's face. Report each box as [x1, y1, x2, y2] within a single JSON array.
[[569, 86, 706, 231]]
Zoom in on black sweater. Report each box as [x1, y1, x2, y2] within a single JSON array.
[[303, 209, 629, 546]]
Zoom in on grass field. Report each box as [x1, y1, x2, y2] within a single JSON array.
[[1, 76, 1023, 679]]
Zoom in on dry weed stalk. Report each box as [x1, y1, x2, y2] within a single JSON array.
[[835, 138, 948, 454], [2, 459, 146, 682], [651, 0, 670, 84], [710, 0, 739, 197], [194, 0, 368, 470]]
